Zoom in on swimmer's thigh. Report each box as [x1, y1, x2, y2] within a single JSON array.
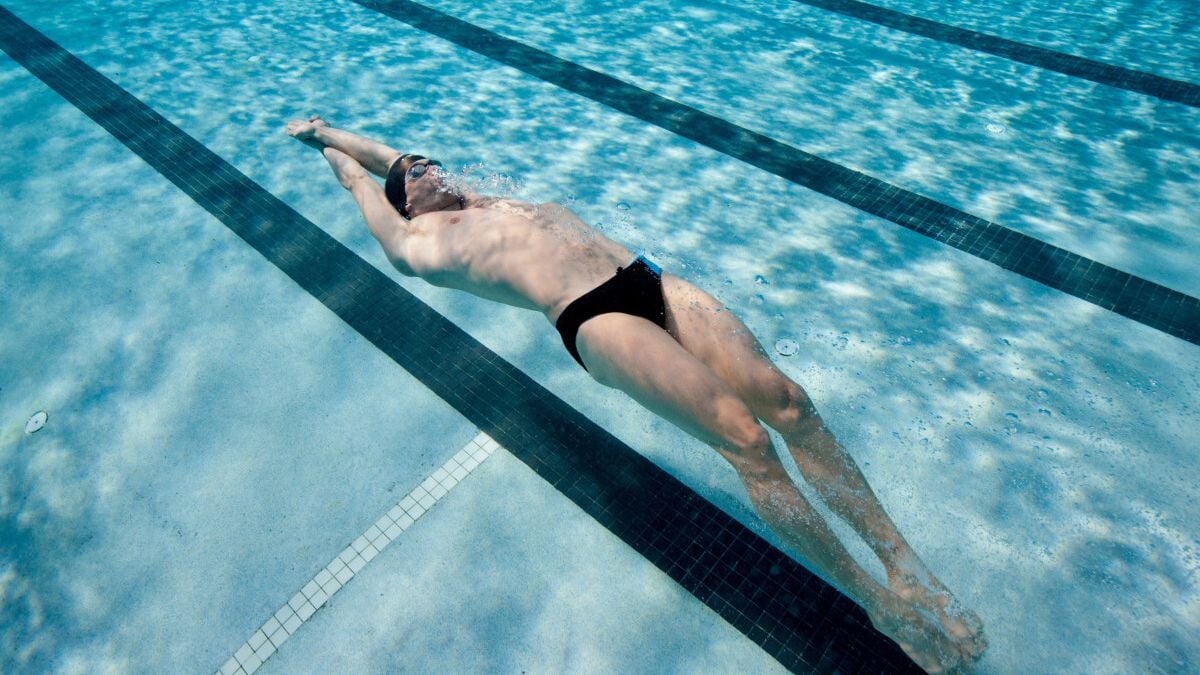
[[661, 274, 805, 415], [575, 312, 763, 454]]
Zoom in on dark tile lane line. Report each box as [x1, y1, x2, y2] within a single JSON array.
[[353, 0, 1200, 346], [0, 6, 919, 673], [796, 0, 1199, 108]]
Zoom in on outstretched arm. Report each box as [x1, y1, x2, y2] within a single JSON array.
[[287, 116, 401, 177], [320, 146, 419, 276]]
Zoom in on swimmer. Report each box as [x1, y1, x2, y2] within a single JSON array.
[[287, 116, 986, 672]]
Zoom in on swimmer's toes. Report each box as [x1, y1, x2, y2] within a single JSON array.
[[878, 607, 963, 674], [964, 625, 988, 663], [950, 605, 986, 649], [946, 614, 986, 666], [931, 594, 984, 642]]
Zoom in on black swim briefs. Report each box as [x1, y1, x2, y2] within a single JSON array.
[[555, 256, 668, 370]]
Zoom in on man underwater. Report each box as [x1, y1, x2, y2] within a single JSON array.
[[287, 116, 986, 672]]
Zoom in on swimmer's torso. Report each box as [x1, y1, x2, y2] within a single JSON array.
[[400, 198, 635, 323]]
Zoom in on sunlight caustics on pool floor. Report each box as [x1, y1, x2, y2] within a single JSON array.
[[0, 8, 918, 670], [220, 433, 500, 675], [2, 0, 1197, 672], [355, 0, 1199, 347], [790, 0, 1200, 106]]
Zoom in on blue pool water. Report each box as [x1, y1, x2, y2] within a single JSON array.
[[1, 0, 1197, 672]]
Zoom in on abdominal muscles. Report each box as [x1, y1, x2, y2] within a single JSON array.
[[430, 202, 633, 316]]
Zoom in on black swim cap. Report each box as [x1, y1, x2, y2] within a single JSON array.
[[384, 154, 427, 219]]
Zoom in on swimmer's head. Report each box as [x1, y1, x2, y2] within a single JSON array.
[[385, 154, 463, 219]]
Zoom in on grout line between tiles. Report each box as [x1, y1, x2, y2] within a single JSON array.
[[216, 431, 501, 675]]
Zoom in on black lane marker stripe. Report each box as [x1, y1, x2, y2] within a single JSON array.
[[795, 0, 1200, 108], [0, 6, 920, 673], [352, 0, 1199, 346]]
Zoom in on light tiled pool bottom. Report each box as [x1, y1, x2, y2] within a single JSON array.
[[6, 2, 1197, 671], [220, 433, 501, 675], [219, 432, 786, 674], [0, 19, 907, 668]]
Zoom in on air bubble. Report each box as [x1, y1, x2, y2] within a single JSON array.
[[755, 275, 769, 286], [750, 294, 765, 305], [987, 123, 1006, 134], [616, 201, 631, 211], [775, 339, 799, 356]]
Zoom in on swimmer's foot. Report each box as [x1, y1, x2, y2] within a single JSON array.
[[869, 593, 965, 674], [285, 115, 329, 142], [889, 566, 987, 665]]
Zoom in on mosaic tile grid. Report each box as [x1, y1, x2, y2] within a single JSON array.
[[0, 7, 919, 671], [354, 0, 1200, 347], [797, 0, 1200, 108], [217, 433, 500, 675]]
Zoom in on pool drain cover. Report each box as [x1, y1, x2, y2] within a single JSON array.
[[25, 411, 48, 434], [774, 338, 799, 356]]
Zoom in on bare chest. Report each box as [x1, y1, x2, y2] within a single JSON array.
[[425, 203, 633, 315]]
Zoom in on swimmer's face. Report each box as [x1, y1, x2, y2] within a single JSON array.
[[404, 158, 461, 217]]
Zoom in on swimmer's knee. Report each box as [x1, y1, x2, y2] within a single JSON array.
[[734, 422, 771, 456], [760, 376, 818, 430], [721, 419, 784, 481]]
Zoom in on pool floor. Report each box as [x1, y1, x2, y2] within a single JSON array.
[[2, 0, 1198, 672]]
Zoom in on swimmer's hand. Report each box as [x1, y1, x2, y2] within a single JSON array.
[[286, 115, 329, 149]]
